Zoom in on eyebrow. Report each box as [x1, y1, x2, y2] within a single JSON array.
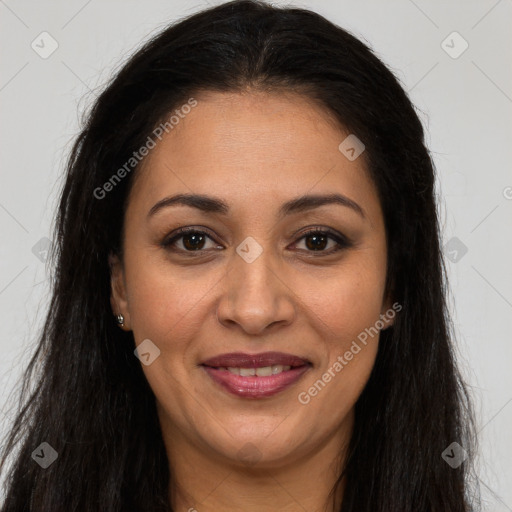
[[147, 192, 365, 219]]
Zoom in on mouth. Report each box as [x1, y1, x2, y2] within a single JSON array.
[[200, 351, 312, 399]]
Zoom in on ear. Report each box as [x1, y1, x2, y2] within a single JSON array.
[[109, 252, 131, 331], [379, 289, 398, 331]]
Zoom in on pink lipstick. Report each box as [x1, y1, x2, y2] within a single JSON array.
[[201, 351, 311, 399]]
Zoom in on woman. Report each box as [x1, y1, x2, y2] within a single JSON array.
[[0, 1, 479, 510]]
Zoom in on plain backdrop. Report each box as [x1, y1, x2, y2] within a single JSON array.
[[1, 0, 511, 508]]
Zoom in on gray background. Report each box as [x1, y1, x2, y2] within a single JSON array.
[[1, 0, 511, 508]]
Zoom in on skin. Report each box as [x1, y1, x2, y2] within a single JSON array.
[[110, 90, 393, 512]]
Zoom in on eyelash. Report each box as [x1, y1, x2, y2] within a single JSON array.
[[161, 226, 351, 256]]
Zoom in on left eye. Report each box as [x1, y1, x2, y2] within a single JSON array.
[[293, 230, 347, 253]]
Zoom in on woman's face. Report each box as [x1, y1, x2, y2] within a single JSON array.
[[111, 90, 391, 470]]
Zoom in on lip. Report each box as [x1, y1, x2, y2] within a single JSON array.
[[201, 351, 311, 399], [201, 351, 310, 368]]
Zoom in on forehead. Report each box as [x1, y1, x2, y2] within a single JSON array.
[[127, 90, 380, 221], [145, 90, 346, 169]]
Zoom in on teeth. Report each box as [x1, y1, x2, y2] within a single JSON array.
[[256, 366, 273, 377], [223, 365, 292, 376]]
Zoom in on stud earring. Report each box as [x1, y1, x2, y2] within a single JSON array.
[[115, 314, 124, 326]]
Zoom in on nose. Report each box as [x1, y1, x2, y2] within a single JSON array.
[[215, 246, 296, 336]]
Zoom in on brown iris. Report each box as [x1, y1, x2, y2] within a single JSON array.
[[182, 233, 206, 250], [305, 233, 328, 251]]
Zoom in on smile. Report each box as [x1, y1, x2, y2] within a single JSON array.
[[200, 351, 312, 399]]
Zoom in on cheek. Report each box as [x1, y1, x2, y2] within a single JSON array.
[[124, 254, 219, 342], [297, 257, 387, 344], [123, 258, 213, 401], [294, 268, 383, 419], [293, 252, 386, 402]]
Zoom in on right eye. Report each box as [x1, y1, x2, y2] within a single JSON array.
[[161, 228, 223, 253]]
